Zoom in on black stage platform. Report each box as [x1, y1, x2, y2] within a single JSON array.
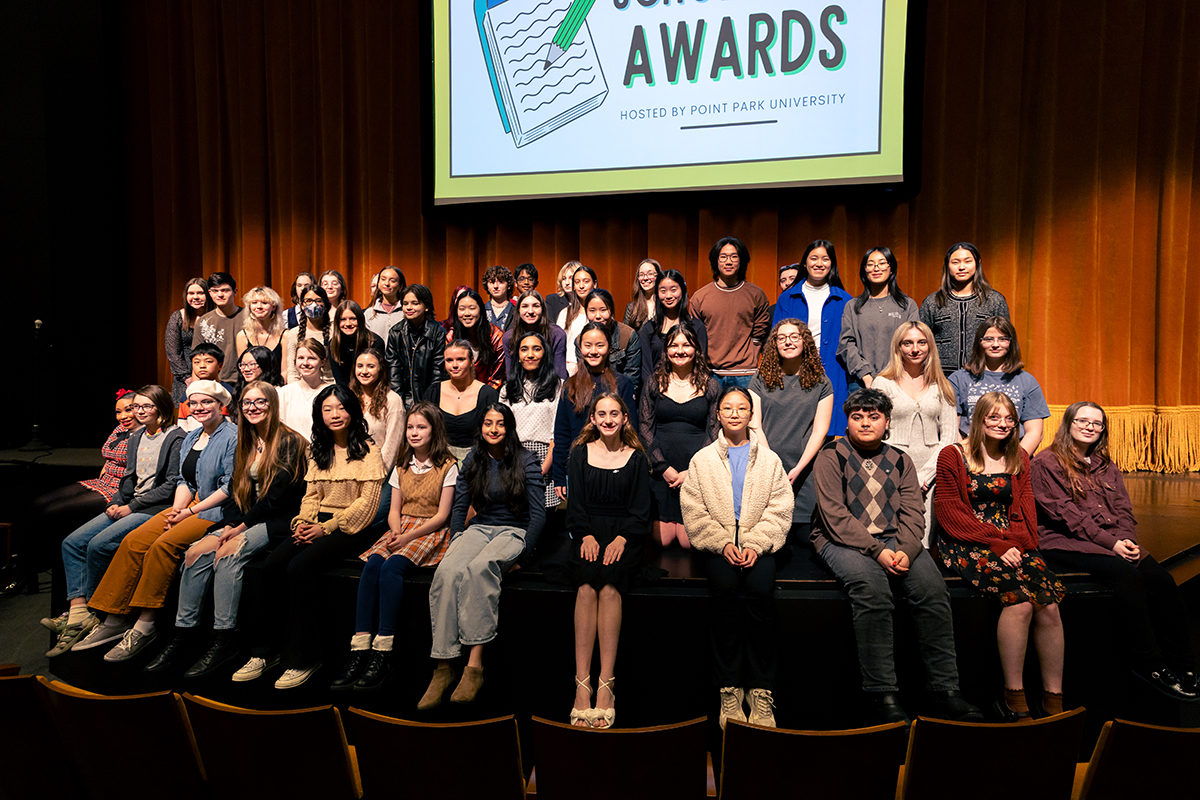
[[4, 452, 1200, 764]]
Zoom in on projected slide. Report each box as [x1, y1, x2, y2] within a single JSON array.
[[433, 0, 908, 203]]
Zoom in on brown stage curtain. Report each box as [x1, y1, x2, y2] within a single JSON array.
[[122, 0, 1200, 471]]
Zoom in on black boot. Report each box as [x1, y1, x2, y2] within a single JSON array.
[[144, 629, 196, 674], [330, 650, 371, 691], [185, 631, 240, 679], [871, 692, 910, 725], [354, 650, 392, 692], [932, 690, 984, 721]]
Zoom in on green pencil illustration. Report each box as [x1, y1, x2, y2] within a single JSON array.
[[542, 0, 597, 69]]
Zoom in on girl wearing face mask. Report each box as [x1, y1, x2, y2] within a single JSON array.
[[447, 288, 505, 390], [623, 258, 661, 331], [283, 285, 334, 384], [501, 290, 568, 379], [500, 332, 563, 511], [430, 340, 501, 465], [365, 266, 407, 341], [329, 301, 385, 388], [582, 288, 641, 398], [166, 278, 214, 403], [837, 247, 918, 392], [235, 286, 286, 373], [552, 323, 638, 503], [637, 270, 709, 392], [920, 242, 1010, 377], [556, 264, 598, 375], [871, 321, 958, 545], [277, 339, 334, 441], [936, 393, 1065, 720], [384, 284, 446, 409], [639, 322, 721, 549]]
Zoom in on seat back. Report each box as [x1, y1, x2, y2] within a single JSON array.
[[348, 708, 524, 800], [900, 708, 1086, 800], [720, 720, 907, 800], [1077, 718, 1200, 800], [0, 675, 82, 800], [38, 677, 204, 800], [530, 716, 708, 800], [182, 693, 359, 800]]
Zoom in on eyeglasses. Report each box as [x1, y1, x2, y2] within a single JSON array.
[[981, 336, 1011, 344], [984, 414, 1017, 428], [720, 407, 750, 417], [1072, 419, 1105, 431], [776, 333, 805, 344], [187, 398, 219, 409], [131, 403, 157, 412], [241, 399, 270, 411], [238, 362, 260, 372], [717, 254, 739, 262]]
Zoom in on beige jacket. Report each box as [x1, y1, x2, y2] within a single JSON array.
[[680, 429, 792, 556]]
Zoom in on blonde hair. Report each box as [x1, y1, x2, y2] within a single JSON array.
[[242, 286, 286, 337], [963, 392, 1023, 475], [878, 321, 955, 405]]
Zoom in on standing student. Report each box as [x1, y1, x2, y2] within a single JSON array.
[[81, 381, 238, 663], [176, 344, 232, 431], [385, 283, 446, 408], [766, 263, 801, 323], [920, 243, 1011, 377], [560, 394, 651, 728], [447, 288, 506, 389], [556, 264, 597, 375], [623, 258, 660, 331], [429, 340, 501, 464], [329, 301, 384, 388], [500, 332, 563, 512], [501, 290, 568, 379], [234, 286, 286, 373], [196, 272, 246, 383], [282, 285, 334, 384], [165, 278, 213, 403], [837, 247, 919, 391], [332, 403, 458, 692], [49, 387, 184, 656], [285, 272, 316, 329], [582, 288, 641, 399], [350, 347, 405, 472], [417, 403, 546, 708], [639, 323, 721, 549], [277, 339, 334, 441], [950, 316, 1049, 456], [774, 240, 852, 436], [680, 386, 792, 729], [872, 321, 959, 545], [514, 263, 539, 298], [483, 265, 516, 331], [365, 266, 407, 341], [936, 393, 1066, 719], [749, 319, 833, 536], [812, 389, 983, 725], [231, 346, 284, 417], [319, 269, 348, 309], [689, 236, 771, 389], [1033, 401, 1199, 701], [638, 269, 709, 391], [149, 382, 307, 678], [545, 262, 577, 323], [236, 384, 386, 689]]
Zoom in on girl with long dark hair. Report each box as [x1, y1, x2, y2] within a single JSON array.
[[637, 269, 709, 391], [283, 285, 334, 384], [919, 243, 1011, 377], [556, 264, 598, 375], [165, 278, 213, 402], [501, 289, 568, 379], [500, 331, 563, 510], [623, 258, 661, 331], [447, 288, 505, 389], [329, 301, 385, 388], [319, 269, 348, 309], [365, 265, 407, 341], [837, 246, 918, 392], [582, 288, 642, 399]]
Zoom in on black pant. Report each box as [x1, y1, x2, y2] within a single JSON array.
[[1042, 550, 1197, 672], [705, 551, 778, 690], [14, 483, 107, 615]]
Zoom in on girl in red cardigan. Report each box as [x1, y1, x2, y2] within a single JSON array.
[[935, 392, 1065, 720]]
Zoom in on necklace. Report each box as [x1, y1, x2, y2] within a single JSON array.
[[448, 381, 473, 400], [255, 437, 265, 454]]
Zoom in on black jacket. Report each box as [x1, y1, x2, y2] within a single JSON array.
[[110, 426, 188, 514], [385, 316, 446, 406], [213, 433, 307, 545]]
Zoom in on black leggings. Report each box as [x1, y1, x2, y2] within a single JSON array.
[[1042, 550, 1197, 673], [705, 551, 778, 690], [14, 483, 108, 615]]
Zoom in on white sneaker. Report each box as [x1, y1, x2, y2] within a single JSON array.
[[232, 655, 279, 682], [71, 617, 129, 651], [747, 688, 776, 728], [103, 628, 157, 662], [719, 687, 747, 730], [275, 664, 321, 690]]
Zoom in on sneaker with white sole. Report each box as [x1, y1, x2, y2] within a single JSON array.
[[72, 618, 132, 652], [103, 628, 157, 662], [275, 664, 321, 690], [46, 615, 100, 657], [232, 655, 280, 682], [719, 687, 747, 730], [747, 688, 776, 728], [40, 612, 70, 633]]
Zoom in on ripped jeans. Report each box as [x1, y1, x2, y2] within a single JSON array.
[[175, 523, 271, 630]]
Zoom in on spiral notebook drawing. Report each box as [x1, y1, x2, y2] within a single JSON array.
[[477, 0, 608, 148]]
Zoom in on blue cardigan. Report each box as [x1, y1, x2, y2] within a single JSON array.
[[176, 420, 239, 522], [774, 284, 852, 437]]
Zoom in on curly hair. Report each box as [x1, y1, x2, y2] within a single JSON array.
[[756, 318, 825, 391], [650, 320, 713, 396], [482, 265, 515, 299]]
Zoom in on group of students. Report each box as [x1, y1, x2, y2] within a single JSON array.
[[10, 239, 1197, 732]]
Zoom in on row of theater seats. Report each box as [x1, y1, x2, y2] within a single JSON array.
[[1, 664, 1196, 800]]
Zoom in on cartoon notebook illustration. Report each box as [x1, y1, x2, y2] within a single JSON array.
[[475, 0, 608, 148]]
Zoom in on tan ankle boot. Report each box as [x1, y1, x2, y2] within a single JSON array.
[[417, 665, 455, 710], [450, 665, 484, 704]]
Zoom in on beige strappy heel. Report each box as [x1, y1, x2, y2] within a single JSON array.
[[570, 675, 593, 726], [592, 677, 616, 729]]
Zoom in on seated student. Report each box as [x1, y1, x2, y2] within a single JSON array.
[[417, 402, 545, 709], [812, 388, 983, 724], [936, 392, 1066, 719], [75, 381, 238, 662], [681, 386, 792, 729], [48, 386, 185, 655], [146, 381, 308, 678], [178, 343, 234, 431], [1033, 401, 1200, 701], [331, 402, 458, 692], [500, 332, 563, 512], [233, 384, 387, 688], [483, 265, 516, 331]]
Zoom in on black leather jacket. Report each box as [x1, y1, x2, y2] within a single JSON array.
[[386, 317, 446, 407]]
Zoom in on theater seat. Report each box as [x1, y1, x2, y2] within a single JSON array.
[[1073, 717, 1200, 800]]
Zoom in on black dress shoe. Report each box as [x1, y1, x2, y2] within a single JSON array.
[[354, 650, 391, 692], [144, 630, 195, 674], [184, 632, 240, 679], [933, 690, 984, 722], [330, 651, 371, 691], [1134, 665, 1200, 702], [1175, 670, 1199, 695], [870, 692, 910, 725]]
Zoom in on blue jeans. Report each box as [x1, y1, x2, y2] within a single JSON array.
[[718, 374, 754, 390], [428, 525, 525, 659], [355, 554, 415, 637], [175, 523, 271, 630], [61, 511, 154, 601], [818, 536, 960, 693]]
